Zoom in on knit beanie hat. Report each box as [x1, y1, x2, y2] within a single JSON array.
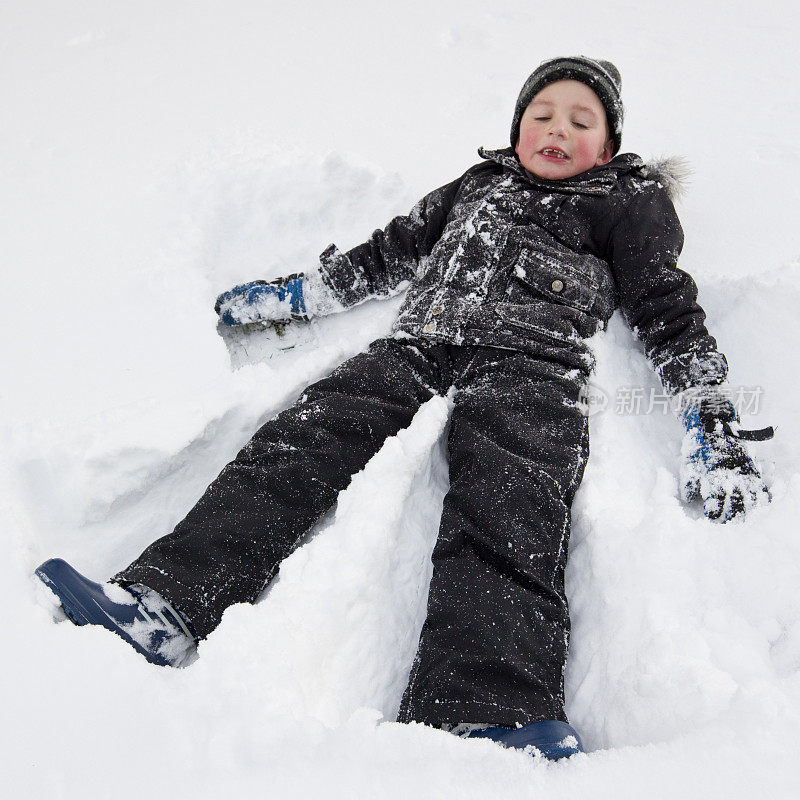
[[510, 56, 624, 156]]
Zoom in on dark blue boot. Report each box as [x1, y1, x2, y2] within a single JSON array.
[[35, 558, 197, 667], [467, 719, 584, 760]]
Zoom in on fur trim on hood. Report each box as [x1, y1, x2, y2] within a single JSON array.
[[640, 156, 691, 203]]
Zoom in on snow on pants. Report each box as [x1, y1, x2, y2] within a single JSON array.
[[116, 336, 589, 727]]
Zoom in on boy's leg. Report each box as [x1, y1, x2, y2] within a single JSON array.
[[115, 337, 444, 639], [397, 348, 589, 728]]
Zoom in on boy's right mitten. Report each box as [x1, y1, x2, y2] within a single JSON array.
[[679, 389, 773, 523]]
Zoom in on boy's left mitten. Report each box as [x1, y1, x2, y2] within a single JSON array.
[[680, 389, 773, 522], [215, 274, 307, 327]]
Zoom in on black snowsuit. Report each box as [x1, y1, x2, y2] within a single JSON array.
[[117, 147, 727, 728]]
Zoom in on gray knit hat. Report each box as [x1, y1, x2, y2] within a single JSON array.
[[510, 56, 624, 155]]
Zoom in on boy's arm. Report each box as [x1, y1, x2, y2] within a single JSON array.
[[608, 183, 727, 395], [315, 171, 469, 309], [609, 184, 771, 522], [215, 171, 469, 326]]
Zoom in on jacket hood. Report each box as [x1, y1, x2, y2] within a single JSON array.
[[478, 147, 689, 202], [478, 147, 642, 197]]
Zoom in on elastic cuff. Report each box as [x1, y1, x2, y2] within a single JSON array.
[[303, 264, 346, 317], [675, 385, 737, 420]]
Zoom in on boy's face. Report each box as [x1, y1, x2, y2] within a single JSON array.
[[515, 79, 614, 180]]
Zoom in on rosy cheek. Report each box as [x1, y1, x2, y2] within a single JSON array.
[[575, 140, 595, 162], [519, 130, 538, 152]]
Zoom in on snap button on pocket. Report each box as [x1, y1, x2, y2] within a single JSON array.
[[431, 305, 443, 316], [424, 321, 437, 333], [551, 279, 564, 293]]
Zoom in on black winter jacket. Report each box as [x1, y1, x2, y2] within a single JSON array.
[[317, 147, 727, 394]]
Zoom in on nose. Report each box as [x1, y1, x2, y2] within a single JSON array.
[[548, 117, 567, 137]]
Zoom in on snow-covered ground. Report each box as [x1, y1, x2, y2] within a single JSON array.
[[3, 1, 800, 796]]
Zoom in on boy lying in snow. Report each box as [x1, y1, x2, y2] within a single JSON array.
[[36, 56, 773, 760]]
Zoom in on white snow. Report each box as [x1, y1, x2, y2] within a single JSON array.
[[2, 1, 800, 797]]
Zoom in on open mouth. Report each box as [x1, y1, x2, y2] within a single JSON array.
[[539, 148, 569, 160]]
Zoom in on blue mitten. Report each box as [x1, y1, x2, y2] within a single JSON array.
[[214, 273, 307, 327], [680, 390, 773, 522]]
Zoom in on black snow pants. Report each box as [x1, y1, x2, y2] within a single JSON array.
[[116, 336, 589, 727]]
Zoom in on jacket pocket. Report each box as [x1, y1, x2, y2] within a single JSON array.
[[511, 244, 600, 313], [492, 303, 581, 345]]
